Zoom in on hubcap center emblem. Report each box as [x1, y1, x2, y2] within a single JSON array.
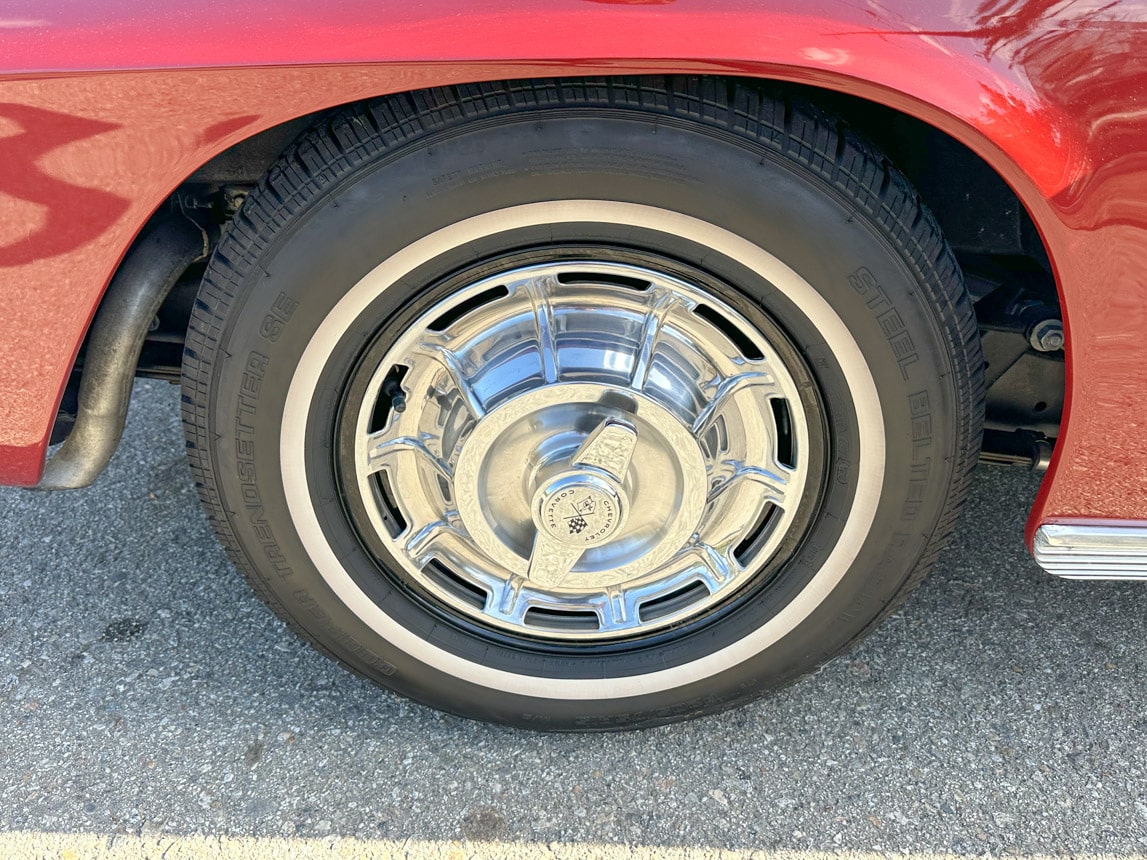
[[534, 474, 625, 548]]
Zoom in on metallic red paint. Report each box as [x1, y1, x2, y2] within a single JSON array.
[[1, 1, 1145, 543]]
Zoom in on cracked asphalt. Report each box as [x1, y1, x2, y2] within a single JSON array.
[[1, 379, 1145, 856]]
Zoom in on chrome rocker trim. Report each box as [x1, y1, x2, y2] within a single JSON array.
[[1033, 523, 1147, 580]]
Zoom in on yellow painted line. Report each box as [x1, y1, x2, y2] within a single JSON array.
[[1, 837, 1144, 860]]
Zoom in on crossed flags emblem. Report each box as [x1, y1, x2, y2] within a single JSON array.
[[565, 496, 597, 535]]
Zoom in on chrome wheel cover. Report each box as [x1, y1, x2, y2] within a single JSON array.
[[349, 260, 811, 640]]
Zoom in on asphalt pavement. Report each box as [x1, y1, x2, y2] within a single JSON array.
[[1, 380, 1145, 857]]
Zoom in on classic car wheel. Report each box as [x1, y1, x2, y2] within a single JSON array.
[[182, 79, 983, 729]]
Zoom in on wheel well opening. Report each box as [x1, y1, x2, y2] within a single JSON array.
[[59, 74, 1063, 467]]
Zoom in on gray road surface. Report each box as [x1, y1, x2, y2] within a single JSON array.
[[1, 380, 1145, 856]]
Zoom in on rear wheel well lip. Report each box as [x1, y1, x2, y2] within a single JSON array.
[[35, 67, 1062, 492]]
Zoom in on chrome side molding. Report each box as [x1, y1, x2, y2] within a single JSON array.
[[1033, 523, 1147, 580]]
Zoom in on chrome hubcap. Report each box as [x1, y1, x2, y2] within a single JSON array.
[[350, 259, 811, 640]]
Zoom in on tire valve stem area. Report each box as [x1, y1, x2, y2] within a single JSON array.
[[382, 377, 407, 413], [377, 366, 409, 423]]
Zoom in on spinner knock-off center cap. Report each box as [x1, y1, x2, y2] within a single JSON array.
[[533, 472, 627, 548]]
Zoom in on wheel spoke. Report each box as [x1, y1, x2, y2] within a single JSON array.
[[604, 586, 630, 626], [517, 273, 560, 384], [415, 339, 486, 419], [630, 291, 679, 390], [692, 370, 779, 435], [497, 574, 529, 618], [363, 432, 452, 480], [404, 515, 466, 566], [707, 458, 791, 507], [694, 541, 738, 587], [652, 541, 738, 593]]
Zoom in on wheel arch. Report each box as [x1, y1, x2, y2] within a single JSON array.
[[32, 68, 1067, 496]]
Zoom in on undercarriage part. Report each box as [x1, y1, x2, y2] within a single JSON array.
[[979, 428, 1053, 471], [36, 217, 208, 489], [133, 272, 206, 381], [980, 334, 1063, 439], [1027, 318, 1064, 352], [967, 263, 1064, 445]]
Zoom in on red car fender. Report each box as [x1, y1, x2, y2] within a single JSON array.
[[0, 1, 1142, 547]]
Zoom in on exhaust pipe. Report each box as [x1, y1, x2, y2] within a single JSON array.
[[37, 217, 208, 489]]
